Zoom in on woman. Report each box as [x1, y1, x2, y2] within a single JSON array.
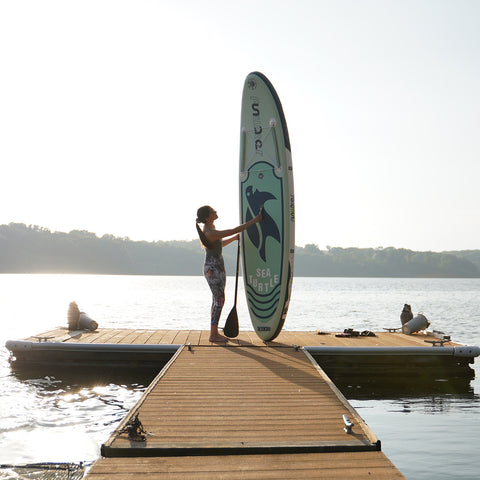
[[196, 205, 262, 342]]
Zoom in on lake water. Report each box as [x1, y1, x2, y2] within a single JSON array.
[[0, 275, 479, 479]]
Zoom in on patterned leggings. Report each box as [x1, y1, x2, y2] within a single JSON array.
[[204, 255, 226, 326]]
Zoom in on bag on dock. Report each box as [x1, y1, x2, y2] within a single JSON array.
[[67, 301, 98, 331], [67, 302, 80, 330], [400, 304, 413, 325]]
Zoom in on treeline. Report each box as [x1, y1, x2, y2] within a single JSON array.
[[296, 244, 480, 278], [1, 223, 479, 278]]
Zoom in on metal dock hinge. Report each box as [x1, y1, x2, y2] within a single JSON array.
[[187, 342, 192, 352], [119, 414, 147, 442], [292, 344, 301, 352], [343, 414, 354, 434]]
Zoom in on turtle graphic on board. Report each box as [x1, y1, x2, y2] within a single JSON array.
[[245, 186, 280, 262]]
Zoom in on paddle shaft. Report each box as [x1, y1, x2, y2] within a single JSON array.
[[232, 238, 240, 307]]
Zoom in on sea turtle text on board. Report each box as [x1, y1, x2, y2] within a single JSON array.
[[248, 268, 280, 293]]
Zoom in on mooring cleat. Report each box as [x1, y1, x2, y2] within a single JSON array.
[[33, 336, 54, 342], [343, 414, 354, 434], [425, 339, 449, 347]]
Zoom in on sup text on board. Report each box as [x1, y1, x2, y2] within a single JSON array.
[[250, 96, 264, 154]]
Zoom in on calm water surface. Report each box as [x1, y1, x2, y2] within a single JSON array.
[[0, 275, 479, 479]]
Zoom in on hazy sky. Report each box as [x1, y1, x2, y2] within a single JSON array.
[[1, 0, 479, 251]]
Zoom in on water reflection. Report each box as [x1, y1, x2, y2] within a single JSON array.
[[1, 366, 159, 466], [332, 373, 476, 400], [10, 365, 160, 388]]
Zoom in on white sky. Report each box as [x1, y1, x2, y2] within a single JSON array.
[[1, 0, 479, 251]]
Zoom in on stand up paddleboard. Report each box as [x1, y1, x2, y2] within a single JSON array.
[[239, 72, 294, 342]]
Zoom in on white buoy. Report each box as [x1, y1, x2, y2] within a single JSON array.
[[402, 314, 430, 334], [78, 312, 98, 331]]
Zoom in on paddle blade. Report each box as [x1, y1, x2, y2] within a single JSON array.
[[223, 308, 239, 338]]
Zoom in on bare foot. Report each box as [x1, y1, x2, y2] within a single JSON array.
[[209, 334, 229, 343]]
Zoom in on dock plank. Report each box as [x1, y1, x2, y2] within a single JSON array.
[[87, 329, 128, 344], [117, 329, 144, 344], [145, 330, 171, 344], [186, 330, 202, 345], [133, 330, 157, 344], [157, 330, 178, 345], [171, 330, 190, 345]]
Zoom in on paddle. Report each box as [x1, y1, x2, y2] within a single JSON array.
[[223, 238, 240, 338]]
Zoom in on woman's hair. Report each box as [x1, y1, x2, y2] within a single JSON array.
[[196, 205, 212, 224], [196, 205, 213, 248]]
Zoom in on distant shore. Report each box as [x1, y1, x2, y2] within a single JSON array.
[[1, 223, 479, 278]]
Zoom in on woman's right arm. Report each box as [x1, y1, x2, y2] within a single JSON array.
[[206, 213, 262, 242]]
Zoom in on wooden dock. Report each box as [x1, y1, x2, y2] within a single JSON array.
[[83, 343, 405, 479], [8, 327, 478, 478], [10, 327, 476, 379]]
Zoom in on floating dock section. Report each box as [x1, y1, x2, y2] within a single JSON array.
[[6, 328, 479, 379], [85, 344, 405, 479], [86, 452, 403, 479]]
